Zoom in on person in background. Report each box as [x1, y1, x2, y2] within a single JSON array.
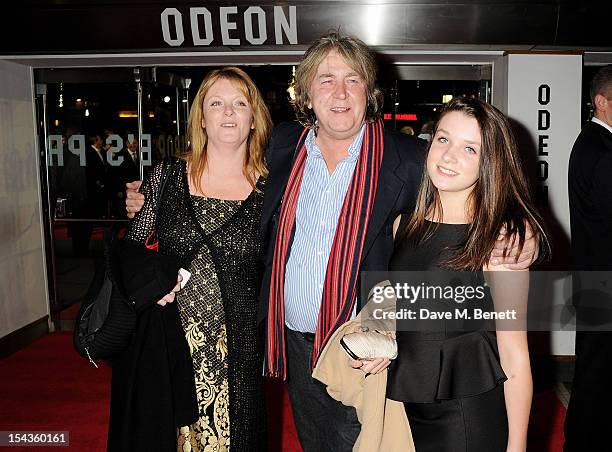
[[66, 131, 108, 255], [417, 120, 435, 141], [400, 125, 415, 135], [85, 131, 109, 218], [564, 64, 612, 452]]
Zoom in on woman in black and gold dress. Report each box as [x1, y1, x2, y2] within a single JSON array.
[[385, 98, 549, 452], [115, 67, 272, 451]]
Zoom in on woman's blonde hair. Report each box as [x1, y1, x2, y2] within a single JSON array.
[[292, 32, 383, 128], [185, 66, 272, 192]]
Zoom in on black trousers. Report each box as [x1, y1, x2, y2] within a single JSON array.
[[403, 385, 508, 452], [285, 328, 361, 452], [564, 331, 612, 452]]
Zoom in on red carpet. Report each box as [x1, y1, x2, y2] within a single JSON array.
[[58, 303, 81, 320], [0, 333, 110, 451], [0, 332, 302, 452], [0, 332, 565, 451], [528, 389, 567, 452]]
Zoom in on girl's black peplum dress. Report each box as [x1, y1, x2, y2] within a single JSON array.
[[386, 217, 509, 452]]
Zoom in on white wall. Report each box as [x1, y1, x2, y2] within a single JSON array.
[[492, 53, 582, 355], [0, 60, 49, 338]]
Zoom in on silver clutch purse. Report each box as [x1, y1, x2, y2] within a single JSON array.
[[340, 330, 398, 360]]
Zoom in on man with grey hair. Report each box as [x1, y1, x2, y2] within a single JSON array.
[[259, 32, 424, 450], [565, 64, 612, 452]]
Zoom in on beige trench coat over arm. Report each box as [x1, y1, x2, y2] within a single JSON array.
[[312, 281, 415, 452]]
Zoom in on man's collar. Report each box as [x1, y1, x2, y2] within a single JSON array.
[[304, 128, 320, 157], [304, 124, 365, 159], [592, 117, 612, 135]]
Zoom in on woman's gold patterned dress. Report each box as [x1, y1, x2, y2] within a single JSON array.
[[175, 188, 265, 452]]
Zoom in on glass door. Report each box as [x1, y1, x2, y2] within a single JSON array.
[[378, 64, 492, 135], [35, 67, 191, 329]]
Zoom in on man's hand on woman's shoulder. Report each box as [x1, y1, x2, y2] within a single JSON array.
[[490, 222, 539, 270], [125, 180, 144, 219]]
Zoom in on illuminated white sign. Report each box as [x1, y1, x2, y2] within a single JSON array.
[[161, 6, 298, 47]]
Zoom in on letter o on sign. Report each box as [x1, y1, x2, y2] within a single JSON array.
[[538, 84, 550, 106], [161, 8, 185, 46], [244, 7, 267, 45]]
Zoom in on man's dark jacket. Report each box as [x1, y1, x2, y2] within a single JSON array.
[[85, 146, 109, 217], [568, 120, 612, 271], [565, 119, 612, 452], [258, 121, 425, 322]]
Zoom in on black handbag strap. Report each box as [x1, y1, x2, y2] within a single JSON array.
[[144, 158, 173, 249], [154, 159, 172, 221], [105, 158, 173, 270]]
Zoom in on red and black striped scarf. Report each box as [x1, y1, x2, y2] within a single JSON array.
[[265, 120, 385, 379]]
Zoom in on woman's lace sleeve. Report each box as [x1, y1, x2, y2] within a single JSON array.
[[124, 161, 166, 245]]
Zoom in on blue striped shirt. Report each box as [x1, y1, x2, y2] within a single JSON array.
[[284, 126, 365, 333]]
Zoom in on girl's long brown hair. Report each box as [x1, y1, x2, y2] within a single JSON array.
[[185, 66, 272, 193], [403, 97, 549, 270]]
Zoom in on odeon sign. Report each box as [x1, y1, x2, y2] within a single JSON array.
[[160, 6, 298, 47]]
